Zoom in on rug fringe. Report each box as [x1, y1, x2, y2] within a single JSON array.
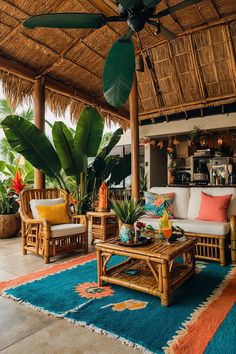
[[163, 267, 236, 354], [66, 318, 153, 353], [2, 292, 153, 354]]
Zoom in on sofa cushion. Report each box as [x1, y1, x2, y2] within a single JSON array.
[[50, 224, 85, 238], [187, 187, 236, 220], [30, 198, 64, 219], [139, 217, 230, 236], [149, 187, 190, 219], [144, 191, 175, 218], [197, 192, 232, 222]]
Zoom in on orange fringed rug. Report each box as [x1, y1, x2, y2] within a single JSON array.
[[1, 255, 236, 354]]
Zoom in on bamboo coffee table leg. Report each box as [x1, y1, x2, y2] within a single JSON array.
[[97, 249, 103, 287], [161, 261, 170, 306]]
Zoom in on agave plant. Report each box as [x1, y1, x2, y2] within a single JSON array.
[[110, 196, 145, 225]]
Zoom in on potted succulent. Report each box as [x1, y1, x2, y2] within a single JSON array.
[[110, 196, 145, 243], [0, 180, 21, 238]]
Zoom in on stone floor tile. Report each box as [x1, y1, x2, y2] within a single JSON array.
[[0, 297, 57, 351], [0, 318, 141, 354]]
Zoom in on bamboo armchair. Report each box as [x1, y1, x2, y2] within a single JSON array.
[[20, 188, 88, 263]]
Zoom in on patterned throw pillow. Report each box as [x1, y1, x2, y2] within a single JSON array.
[[144, 191, 175, 218]]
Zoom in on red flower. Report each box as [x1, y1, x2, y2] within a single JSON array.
[[136, 221, 146, 230], [10, 171, 25, 195]]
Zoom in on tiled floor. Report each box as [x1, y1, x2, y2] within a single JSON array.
[[0, 236, 140, 354]]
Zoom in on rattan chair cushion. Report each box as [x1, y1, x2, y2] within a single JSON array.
[[51, 224, 86, 238]]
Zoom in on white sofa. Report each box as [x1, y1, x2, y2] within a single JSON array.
[[140, 187, 236, 266]]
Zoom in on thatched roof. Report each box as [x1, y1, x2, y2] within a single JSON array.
[[0, 0, 236, 127]]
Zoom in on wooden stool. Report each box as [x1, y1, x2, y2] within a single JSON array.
[[87, 211, 118, 244]]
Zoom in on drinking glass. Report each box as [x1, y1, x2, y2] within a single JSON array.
[[163, 228, 172, 245]]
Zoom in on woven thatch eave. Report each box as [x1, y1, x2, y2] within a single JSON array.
[[0, 0, 236, 126]]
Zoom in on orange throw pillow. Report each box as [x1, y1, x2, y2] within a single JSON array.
[[197, 192, 232, 222]]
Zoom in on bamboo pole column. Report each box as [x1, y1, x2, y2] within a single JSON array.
[[33, 76, 45, 189], [129, 73, 140, 199]]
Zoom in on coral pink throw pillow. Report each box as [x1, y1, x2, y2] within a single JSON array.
[[197, 192, 232, 222]]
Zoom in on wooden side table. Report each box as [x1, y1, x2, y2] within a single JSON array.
[[87, 211, 118, 244]]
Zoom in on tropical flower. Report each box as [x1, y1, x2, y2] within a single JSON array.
[[136, 221, 146, 230], [10, 171, 25, 195], [75, 282, 114, 299]]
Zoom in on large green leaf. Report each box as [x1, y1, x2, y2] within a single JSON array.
[[24, 13, 106, 29], [74, 107, 104, 157], [97, 128, 123, 158], [52, 121, 83, 177], [109, 153, 131, 185], [0, 160, 6, 172], [103, 37, 135, 107], [1, 115, 61, 178]]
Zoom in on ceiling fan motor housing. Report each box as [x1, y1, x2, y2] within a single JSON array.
[[127, 14, 146, 32]]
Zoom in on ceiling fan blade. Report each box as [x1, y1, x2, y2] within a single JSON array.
[[152, 0, 202, 18], [23, 13, 108, 29], [160, 25, 176, 40], [118, 0, 143, 10], [103, 32, 135, 107], [143, 0, 162, 8]]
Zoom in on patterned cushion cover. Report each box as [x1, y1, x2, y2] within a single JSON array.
[[144, 191, 175, 218]]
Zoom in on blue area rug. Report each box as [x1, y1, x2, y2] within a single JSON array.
[[1, 254, 235, 354]]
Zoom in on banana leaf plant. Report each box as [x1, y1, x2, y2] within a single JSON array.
[[1, 108, 131, 214]]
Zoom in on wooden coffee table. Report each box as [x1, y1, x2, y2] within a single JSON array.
[[96, 237, 196, 306]]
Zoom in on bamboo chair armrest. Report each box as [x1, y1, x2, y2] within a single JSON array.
[[70, 214, 88, 229], [20, 216, 51, 227]]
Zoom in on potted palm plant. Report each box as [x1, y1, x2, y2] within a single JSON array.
[[110, 196, 145, 243], [0, 180, 21, 238]]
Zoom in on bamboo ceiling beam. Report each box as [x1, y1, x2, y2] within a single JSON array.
[[194, 3, 207, 24], [209, 0, 221, 19], [139, 93, 236, 120], [86, 0, 118, 16], [0, 55, 129, 121], [162, 0, 184, 31]]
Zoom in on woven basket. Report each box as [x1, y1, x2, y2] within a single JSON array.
[[0, 212, 21, 238]]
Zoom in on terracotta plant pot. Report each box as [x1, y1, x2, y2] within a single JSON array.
[[119, 223, 135, 243], [0, 212, 21, 238]]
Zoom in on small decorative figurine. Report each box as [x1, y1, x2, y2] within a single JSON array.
[[97, 181, 109, 212]]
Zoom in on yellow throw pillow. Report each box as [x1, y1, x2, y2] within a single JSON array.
[[36, 203, 70, 225]]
